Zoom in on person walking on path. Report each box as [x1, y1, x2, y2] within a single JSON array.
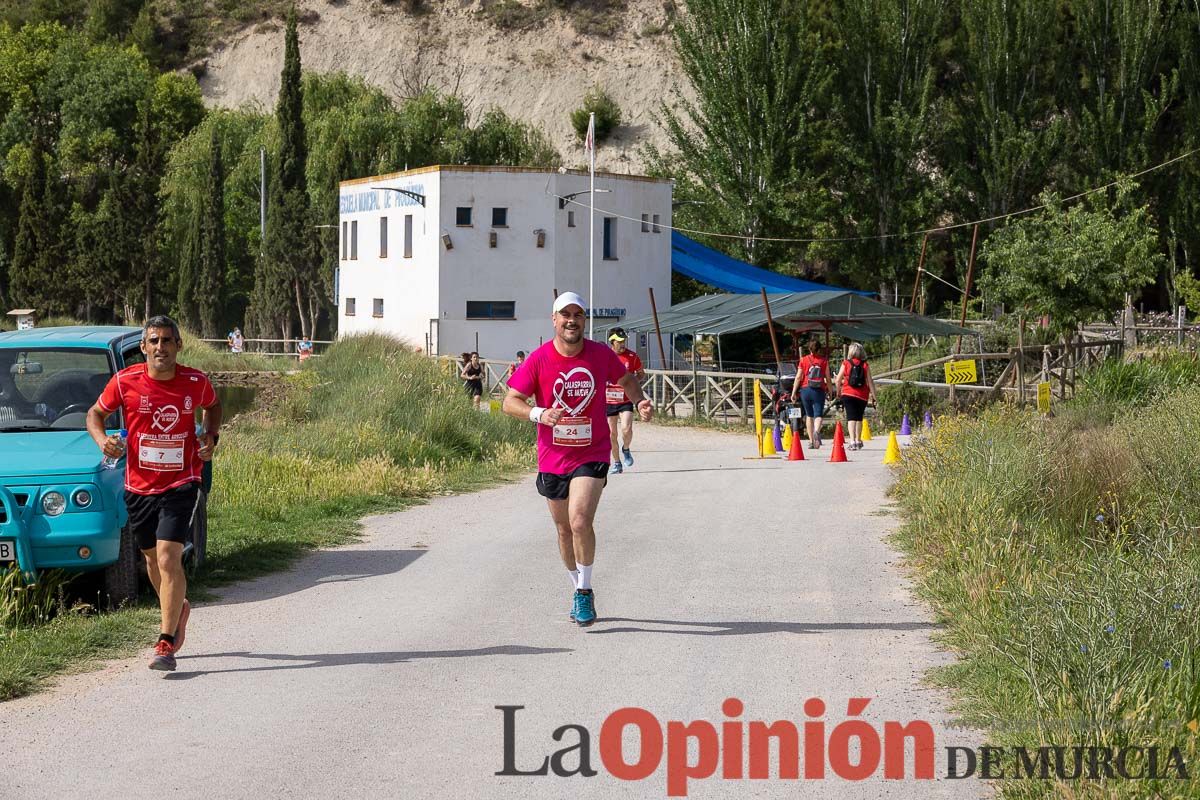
[[503, 293, 652, 627], [87, 316, 222, 671], [604, 328, 644, 474], [460, 351, 484, 410], [833, 342, 877, 450], [226, 327, 243, 354], [796, 339, 830, 449]]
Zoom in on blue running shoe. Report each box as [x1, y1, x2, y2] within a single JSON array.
[[622, 448, 634, 467], [574, 589, 597, 627], [611, 459, 623, 474], [569, 593, 576, 621]]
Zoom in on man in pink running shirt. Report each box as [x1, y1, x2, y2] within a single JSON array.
[[503, 292, 653, 627]]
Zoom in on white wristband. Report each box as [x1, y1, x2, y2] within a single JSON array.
[[529, 406, 546, 424]]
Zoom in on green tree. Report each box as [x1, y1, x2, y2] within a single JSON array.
[[196, 125, 226, 338], [255, 6, 314, 340], [650, 0, 835, 273], [947, 0, 1067, 222], [826, 0, 949, 287], [9, 134, 64, 312], [979, 185, 1162, 333]]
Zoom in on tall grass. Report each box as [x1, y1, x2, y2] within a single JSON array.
[[1067, 351, 1200, 427], [893, 396, 1200, 798]]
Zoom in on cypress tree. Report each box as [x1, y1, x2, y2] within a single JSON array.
[[255, 6, 312, 340], [10, 135, 64, 313], [196, 126, 226, 338]]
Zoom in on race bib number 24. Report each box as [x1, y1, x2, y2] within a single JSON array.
[[553, 416, 592, 447]]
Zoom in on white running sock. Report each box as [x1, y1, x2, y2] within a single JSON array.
[[568, 569, 580, 590], [578, 564, 593, 591]]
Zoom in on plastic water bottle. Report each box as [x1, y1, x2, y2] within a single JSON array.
[[101, 429, 127, 470]]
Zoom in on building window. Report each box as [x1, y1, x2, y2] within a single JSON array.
[[341, 221, 348, 260], [404, 214, 413, 258], [380, 216, 388, 258], [345, 297, 356, 316], [492, 207, 508, 227], [641, 214, 650, 233], [350, 220, 358, 260], [567, 210, 575, 227], [373, 298, 384, 318], [603, 217, 617, 260], [652, 213, 661, 233], [456, 206, 472, 226], [466, 301, 516, 319]]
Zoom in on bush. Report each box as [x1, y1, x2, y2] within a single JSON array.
[[570, 85, 622, 143], [875, 381, 939, 426], [481, 0, 550, 30]]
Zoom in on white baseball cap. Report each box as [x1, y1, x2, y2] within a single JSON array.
[[552, 292, 587, 314]]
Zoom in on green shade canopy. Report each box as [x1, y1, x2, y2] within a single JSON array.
[[614, 292, 974, 340]]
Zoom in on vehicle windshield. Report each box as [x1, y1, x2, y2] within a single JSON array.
[[0, 348, 115, 432]]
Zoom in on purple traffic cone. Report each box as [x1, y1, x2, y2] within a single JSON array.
[[773, 423, 784, 454], [923, 410, 933, 429], [900, 414, 912, 436]]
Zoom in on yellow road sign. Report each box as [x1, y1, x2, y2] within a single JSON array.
[[1037, 381, 1051, 414], [944, 359, 978, 385]]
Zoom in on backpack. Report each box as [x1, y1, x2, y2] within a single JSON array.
[[847, 358, 867, 388], [805, 359, 825, 388]]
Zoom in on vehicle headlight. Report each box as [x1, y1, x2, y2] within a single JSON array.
[[73, 490, 93, 509], [42, 491, 66, 516]]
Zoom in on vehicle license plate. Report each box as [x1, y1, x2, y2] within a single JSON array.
[[788, 407, 804, 419]]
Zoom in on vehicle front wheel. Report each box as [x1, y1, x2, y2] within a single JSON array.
[[101, 523, 139, 609]]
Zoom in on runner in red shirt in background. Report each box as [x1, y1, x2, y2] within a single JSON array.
[[87, 316, 222, 671], [604, 328, 644, 474], [504, 293, 653, 627]]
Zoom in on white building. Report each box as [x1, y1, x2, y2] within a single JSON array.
[[336, 165, 672, 361]]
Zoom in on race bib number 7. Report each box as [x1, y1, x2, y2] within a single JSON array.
[[139, 437, 185, 471], [553, 415, 592, 447]]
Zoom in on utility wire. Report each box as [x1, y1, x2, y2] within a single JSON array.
[[553, 146, 1199, 245]]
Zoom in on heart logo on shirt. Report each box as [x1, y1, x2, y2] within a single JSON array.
[[552, 367, 596, 416], [152, 405, 180, 432]]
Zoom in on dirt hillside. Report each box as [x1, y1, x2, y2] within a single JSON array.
[[198, 0, 692, 173]]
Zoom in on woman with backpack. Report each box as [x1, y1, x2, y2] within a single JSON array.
[[796, 340, 830, 449], [833, 342, 877, 450]]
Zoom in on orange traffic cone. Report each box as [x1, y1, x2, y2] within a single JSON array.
[[828, 420, 848, 462], [787, 427, 805, 461]]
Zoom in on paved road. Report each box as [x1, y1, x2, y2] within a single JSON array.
[[1, 425, 983, 799]]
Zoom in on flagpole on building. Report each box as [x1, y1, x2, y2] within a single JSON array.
[[587, 111, 596, 340]]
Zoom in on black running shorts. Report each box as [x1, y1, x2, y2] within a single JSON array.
[[536, 462, 610, 500], [125, 482, 201, 550], [842, 396, 868, 422], [606, 402, 634, 417]]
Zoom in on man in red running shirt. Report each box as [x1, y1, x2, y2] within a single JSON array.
[[503, 293, 652, 627], [604, 328, 644, 474], [87, 316, 222, 671]]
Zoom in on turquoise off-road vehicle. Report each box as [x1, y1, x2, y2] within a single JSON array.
[[0, 326, 208, 606]]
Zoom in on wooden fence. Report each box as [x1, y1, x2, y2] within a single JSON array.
[[436, 336, 1123, 422]]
